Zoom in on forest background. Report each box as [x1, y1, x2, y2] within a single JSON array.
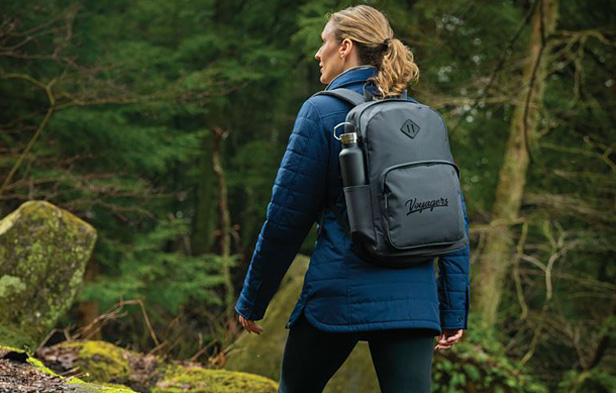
[[1, 0, 614, 392]]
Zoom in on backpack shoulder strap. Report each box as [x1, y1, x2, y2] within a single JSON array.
[[313, 88, 363, 239], [313, 88, 366, 107]]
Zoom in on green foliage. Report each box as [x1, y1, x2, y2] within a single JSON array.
[[558, 369, 616, 393], [81, 218, 225, 315], [433, 321, 548, 393]]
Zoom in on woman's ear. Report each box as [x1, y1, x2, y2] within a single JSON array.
[[340, 37, 354, 57]]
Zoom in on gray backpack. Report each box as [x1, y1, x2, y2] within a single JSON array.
[[316, 88, 468, 268]]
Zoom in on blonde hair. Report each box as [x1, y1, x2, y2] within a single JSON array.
[[328, 5, 420, 99]]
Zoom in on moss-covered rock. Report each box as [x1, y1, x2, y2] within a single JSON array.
[[224, 255, 380, 393], [36, 340, 279, 393], [0, 324, 36, 350], [153, 365, 277, 393], [0, 200, 97, 348], [64, 341, 132, 383], [0, 344, 137, 393], [37, 340, 156, 390]]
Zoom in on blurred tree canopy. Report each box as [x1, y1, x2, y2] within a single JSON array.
[[1, 0, 614, 391]]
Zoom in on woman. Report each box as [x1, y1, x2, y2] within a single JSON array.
[[235, 5, 470, 393]]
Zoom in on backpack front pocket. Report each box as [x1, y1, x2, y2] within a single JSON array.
[[381, 161, 465, 250]]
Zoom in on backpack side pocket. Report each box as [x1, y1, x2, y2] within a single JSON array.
[[343, 184, 375, 245]]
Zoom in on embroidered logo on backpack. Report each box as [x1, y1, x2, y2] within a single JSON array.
[[405, 197, 449, 215], [400, 119, 420, 139]]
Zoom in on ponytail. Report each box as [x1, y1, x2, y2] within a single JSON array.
[[329, 5, 420, 99], [372, 37, 419, 98]]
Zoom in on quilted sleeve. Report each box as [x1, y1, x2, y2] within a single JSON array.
[[234, 100, 328, 321], [437, 192, 471, 330]]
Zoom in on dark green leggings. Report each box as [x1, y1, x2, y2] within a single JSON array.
[[279, 311, 436, 393]]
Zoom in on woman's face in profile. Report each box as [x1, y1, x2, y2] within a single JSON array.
[[315, 20, 345, 85]]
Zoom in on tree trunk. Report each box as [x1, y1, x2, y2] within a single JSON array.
[[191, 135, 216, 255], [474, 0, 559, 329], [77, 258, 100, 340], [211, 127, 236, 327]]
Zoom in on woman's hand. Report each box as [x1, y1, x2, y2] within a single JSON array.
[[434, 329, 463, 350], [238, 315, 264, 335]]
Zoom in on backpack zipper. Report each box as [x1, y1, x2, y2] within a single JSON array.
[[379, 160, 460, 192]]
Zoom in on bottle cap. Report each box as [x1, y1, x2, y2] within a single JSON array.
[[340, 132, 358, 144]]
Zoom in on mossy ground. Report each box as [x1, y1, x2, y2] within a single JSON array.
[[35, 340, 279, 392], [0, 344, 137, 393], [153, 365, 278, 393], [66, 340, 132, 383]]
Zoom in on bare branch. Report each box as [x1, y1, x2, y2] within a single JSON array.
[[512, 222, 530, 321], [539, 143, 616, 172]]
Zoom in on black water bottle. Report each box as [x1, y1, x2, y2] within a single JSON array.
[[339, 132, 366, 187]]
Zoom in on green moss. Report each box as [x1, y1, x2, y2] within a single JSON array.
[[71, 341, 132, 383], [0, 324, 36, 349], [1, 344, 67, 379], [3, 338, 280, 393], [65, 379, 137, 393], [153, 366, 278, 393], [0, 344, 27, 353], [0, 344, 138, 393], [0, 275, 26, 297], [0, 200, 97, 344], [45, 340, 280, 393]]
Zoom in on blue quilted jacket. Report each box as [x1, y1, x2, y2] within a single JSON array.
[[235, 65, 471, 335]]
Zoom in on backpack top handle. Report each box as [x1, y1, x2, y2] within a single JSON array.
[[362, 80, 408, 101]]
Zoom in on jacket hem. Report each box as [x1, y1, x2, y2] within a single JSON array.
[[300, 304, 442, 335]]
